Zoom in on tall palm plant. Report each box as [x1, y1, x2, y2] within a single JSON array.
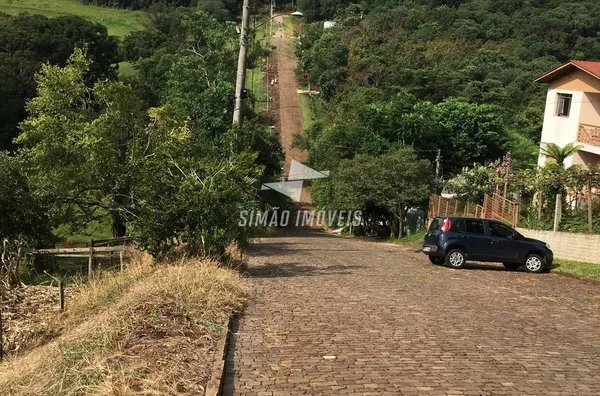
[[540, 142, 583, 166]]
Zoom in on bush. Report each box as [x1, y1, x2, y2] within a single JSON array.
[[0, 153, 54, 291]]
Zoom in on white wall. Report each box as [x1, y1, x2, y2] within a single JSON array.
[[538, 89, 584, 167]]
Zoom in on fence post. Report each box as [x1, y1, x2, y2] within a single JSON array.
[[493, 194, 499, 218], [553, 194, 562, 232], [588, 175, 593, 233], [88, 239, 94, 278], [59, 281, 65, 311], [482, 195, 488, 218], [513, 202, 520, 228], [0, 308, 3, 362], [120, 250, 124, 272]]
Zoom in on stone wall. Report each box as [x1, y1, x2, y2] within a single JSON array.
[[517, 228, 600, 263]]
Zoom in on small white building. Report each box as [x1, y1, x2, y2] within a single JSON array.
[[535, 60, 600, 168]]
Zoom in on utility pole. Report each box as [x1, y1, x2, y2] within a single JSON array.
[[232, 0, 251, 125], [269, 0, 274, 39]]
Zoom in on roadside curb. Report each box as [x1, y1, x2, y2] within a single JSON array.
[[205, 312, 237, 396]]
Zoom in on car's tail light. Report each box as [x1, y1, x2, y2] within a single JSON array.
[[441, 218, 451, 232]]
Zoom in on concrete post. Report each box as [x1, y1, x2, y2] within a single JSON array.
[[553, 193, 562, 232]]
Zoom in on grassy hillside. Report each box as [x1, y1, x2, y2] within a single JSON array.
[[0, 0, 145, 36], [0, 253, 247, 394]]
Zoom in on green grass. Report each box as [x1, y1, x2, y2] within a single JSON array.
[[55, 218, 113, 246], [552, 259, 600, 281], [299, 93, 324, 129], [247, 16, 270, 113], [252, 15, 270, 44], [247, 66, 268, 112], [388, 231, 426, 245], [0, 0, 146, 36], [21, 258, 86, 285], [283, 15, 296, 37]]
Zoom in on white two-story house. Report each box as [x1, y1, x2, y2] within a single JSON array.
[[536, 60, 600, 168]]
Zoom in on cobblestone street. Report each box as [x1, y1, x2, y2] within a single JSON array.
[[224, 231, 600, 395]]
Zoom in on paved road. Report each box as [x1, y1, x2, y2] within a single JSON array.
[[224, 231, 600, 395]]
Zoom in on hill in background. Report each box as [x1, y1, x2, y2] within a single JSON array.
[[0, 0, 145, 36]]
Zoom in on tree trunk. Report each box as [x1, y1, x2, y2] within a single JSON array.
[[390, 217, 399, 238], [112, 127, 129, 239], [111, 209, 126, 238], [397, 205, 405, 238]]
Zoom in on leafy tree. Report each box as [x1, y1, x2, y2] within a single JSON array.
[[0, 153, 53, 290], [196, 0, 238, 21], [131, 106, 264, 256], [444, 165, 496, 202], [305, 32, 348, 100], [16, 49, 145, 238], [294, 0, 600, 177], [0, 13, 119, 150], [506, 131, 538, 170], [317, 147, 433, 237], [434, 99, 506, 174], [80, 0, 195, 9]]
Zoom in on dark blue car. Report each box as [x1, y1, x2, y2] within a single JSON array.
[[422, 216, 553, 273]]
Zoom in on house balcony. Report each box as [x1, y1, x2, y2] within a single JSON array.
[[575, 124, 600, 165], [578, 123, 600, 147]]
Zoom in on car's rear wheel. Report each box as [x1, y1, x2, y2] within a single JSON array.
[[525, 254, 544, 273], [428, 256, 444, 265], [446, 249, 466, 269], [503, 262, 521, 271]]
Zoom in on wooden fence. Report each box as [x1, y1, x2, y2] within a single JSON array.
[[428, 193, 519, 227], [481, 193, 520, 227], [1, 237, 137, 362], [33, 236, 136, 278], [428, 194, 484, 222]]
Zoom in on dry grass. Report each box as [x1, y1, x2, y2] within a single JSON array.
[[0, 252, 247, 395]]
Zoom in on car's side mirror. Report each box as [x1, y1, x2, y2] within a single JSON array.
[[507, 234, 514, 240]]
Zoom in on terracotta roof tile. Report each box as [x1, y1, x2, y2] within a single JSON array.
[[570, 60, 600, 79], [535, 60, 600, 83]]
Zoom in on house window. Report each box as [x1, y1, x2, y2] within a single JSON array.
[[556, 93, 572, 117]]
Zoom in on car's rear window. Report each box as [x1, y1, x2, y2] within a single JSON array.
[[428, 218, 442, 231]]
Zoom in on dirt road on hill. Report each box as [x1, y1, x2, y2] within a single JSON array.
[[271, 16, 311, 203]]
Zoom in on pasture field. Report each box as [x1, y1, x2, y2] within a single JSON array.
[[0, 0, 145, 36]]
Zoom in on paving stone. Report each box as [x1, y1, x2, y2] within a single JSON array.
[[223, 231, 600, 395]]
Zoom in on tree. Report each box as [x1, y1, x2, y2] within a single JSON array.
[[444, 165, 496, 202], [16, 49, 145, 238], [0, 153, 53, 290], [0, 13, 120, 151], [321, 147, 433, 237], [539, 142, 583, 166], [130, 106, 264, 257], [434, 99, 507, 175]]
